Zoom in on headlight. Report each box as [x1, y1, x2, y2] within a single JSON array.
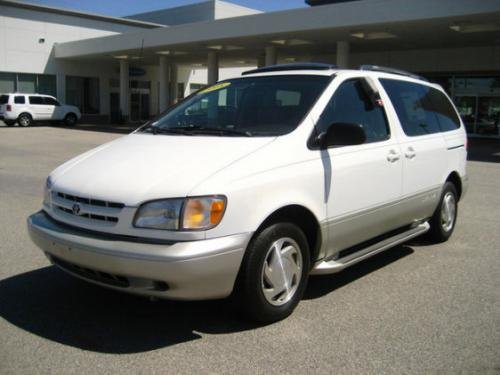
[[43, 176, 53, 207], [134, 199, 184, 230], [133, 196, 226, 231]]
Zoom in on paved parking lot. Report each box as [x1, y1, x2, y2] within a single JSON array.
[[0, 124, 499, 374]]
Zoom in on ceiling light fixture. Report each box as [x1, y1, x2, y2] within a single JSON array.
[[271, 39, 311, 46], [350, 31, 397, 40], [449, 23, 500, 33]]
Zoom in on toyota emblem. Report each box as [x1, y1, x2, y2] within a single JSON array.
[[72, 203, 81, 215]]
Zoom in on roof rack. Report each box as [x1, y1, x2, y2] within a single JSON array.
[[242, 63, 338, 76], [359, 65, 428, 81]]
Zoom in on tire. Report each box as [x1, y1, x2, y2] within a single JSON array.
[[4, 120, 15, 127], [64, 113, 77, 126], [235, 222, 310, 323], [427, 181, 458, 243], [17, 113, 32, 127]]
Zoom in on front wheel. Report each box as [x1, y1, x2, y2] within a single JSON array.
[[235, 222, 310, 323], [428, 182, 458, 243]]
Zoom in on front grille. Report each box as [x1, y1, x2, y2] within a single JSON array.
[[56, 206, 119, 223], [51, 255, 130, 287], [56, 192, 124, 208], [52, 191, 124, 224]]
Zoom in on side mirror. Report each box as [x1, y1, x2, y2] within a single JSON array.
[[318, 122, 366, 148]]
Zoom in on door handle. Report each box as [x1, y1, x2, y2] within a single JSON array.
[[386, 149, 400, 163], [405, 147, 416, 159]]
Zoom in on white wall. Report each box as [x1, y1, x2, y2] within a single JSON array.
[[128, 0, 260, 26], [0, 4, 150, 75]]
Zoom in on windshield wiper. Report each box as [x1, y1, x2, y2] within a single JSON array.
[[140, 124, 193, 135], [172, 126, 253, 137]]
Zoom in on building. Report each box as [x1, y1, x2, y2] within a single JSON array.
[[0, 0, 499, 138]]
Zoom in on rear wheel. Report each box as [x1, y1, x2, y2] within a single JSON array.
[[235, 222, 310, 323], [428, 182, 458, 243], [64, 113, 77, 126], [18, 113, 32, 127]]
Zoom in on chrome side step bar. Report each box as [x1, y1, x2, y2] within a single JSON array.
[[311, 222, 429, 275]]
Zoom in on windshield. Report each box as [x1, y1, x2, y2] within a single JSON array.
[[141, 75, 331, 137]]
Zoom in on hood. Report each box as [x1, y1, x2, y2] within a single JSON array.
[[50, 133, 275, 206]]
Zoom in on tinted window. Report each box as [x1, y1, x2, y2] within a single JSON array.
[[380, 79, 441, 136], [43, 96, 59, 106], [29, 96, 44, 105], [14, 96, 25, 104], [427, 89, 461, 131], [317, 79, 390, 143], [145, 75, 330, 137], [0, 95, 8, 104]]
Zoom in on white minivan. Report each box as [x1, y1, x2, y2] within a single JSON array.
[[0, 93, 81, 127], [28, 64, 467, 322]]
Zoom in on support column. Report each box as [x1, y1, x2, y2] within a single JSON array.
[[119, 60, 129, 121], [336, 41, 350, 69], [265, 46, 277, 66], [159, 56, 170, 113], [207, 51, 219, 85], [169, 64, 178, 105], [56, 70, 65, 104], [257, 54, 265, 68]]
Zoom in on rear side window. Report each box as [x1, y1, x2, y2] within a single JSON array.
[[29, 96, 44, 105], [380, 79, 441, 136], [426, 89, 461, 131], [43, 96, 59, 106], [0, 95, 8, 104], [14, 96, 25, 104], [317, 78, 390, 143]]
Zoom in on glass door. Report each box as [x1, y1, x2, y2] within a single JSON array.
[[454, 96, 477, 134], [130, 93, 140, 122], [477, 97, 500, 136], [454, 95, 500, 137]]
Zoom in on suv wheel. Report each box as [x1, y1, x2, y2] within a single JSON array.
[[428, 182, 458, 243], [235, 222, 310, 323], [64, 113, 77, 126], [18, 113, 32, 127]]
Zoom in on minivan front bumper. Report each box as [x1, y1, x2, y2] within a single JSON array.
[[27, 211, 251, 300]]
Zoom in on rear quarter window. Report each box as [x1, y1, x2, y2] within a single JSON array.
[[0, 95, 9, 104], [427, 89, 461, 131], [380, 79, 441, 136], [14, 96, 25, 104]]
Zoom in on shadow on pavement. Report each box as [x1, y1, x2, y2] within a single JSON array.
[[304, 245, 413, 299], [0, 121, 140, 134], [0, 245, 414, 353], [467, 138, 500, 163]]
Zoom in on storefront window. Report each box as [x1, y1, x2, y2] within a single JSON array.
[[0, 72, 16, 93], [17, 74, 37, 93], [37, 75, 57, 96], [66, 76, 100, 114], [0, 72, 56, 96]]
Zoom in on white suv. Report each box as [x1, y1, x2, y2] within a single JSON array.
[[27, 64, 468, 322], [0, 93, 81, 127]]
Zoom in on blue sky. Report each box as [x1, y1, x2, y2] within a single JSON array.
[[28, 0, 307, 16]]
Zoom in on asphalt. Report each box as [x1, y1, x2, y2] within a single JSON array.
[[0, 124, 499, 374]]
